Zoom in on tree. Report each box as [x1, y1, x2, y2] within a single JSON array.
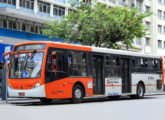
[[42, 1, 151, 48]]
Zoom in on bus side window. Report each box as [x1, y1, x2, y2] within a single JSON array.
[[68, 55, 72, 64], [132, 58, 135, 66], [82, 53, 86, 63], [153, 60, 158, 68], [47, 55, 52, 70], [144, 59, 148, 67], [140, 58, 144, 67], [51, 51, 57, 72]]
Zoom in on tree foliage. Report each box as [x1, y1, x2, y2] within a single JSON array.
[[42, 1, 151, 48]]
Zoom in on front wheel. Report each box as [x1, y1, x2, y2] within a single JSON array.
[[71, 84, 84, 103], [136, 84, 145, 99]]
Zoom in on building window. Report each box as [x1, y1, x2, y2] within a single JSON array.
[[163, 26, 165, 34], [163, 12, 165, 20], [158, 40, 162, 48], [145, 37, 150, 46], [20, 0, 34, 10], [136, 0, 142, 11], [108, 0, 115, 4], [38, 1, 50, 14], [128, 0, 134, 8], [53, 5, 65, 16], [145, 21, 150, 29], [83, 0, 91, 4], [136, 38, 141, 45], [145, 6, 150, 13], [119, 0, 125, 6], [8, 20, 17, 29], [0, 15, 47, 34], [0, 0, 16, 5], [0, 18, 3, 27], [158, 10, 162, 19], [158, 0, 162, 4], [3, 19, 7, 28], [158, 25, 162, 33]]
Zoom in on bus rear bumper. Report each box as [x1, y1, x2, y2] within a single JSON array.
[[8, 85, 46, 98]]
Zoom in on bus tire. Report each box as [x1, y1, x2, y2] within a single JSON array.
[[71, 84, 84, 103], [136, 84, 145, 99], [40, 98, 52, 104]]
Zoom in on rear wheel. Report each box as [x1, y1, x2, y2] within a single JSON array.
[[40, 98, 52, 104], [136, 84, 144, 99], [71, 84, 84, 103]]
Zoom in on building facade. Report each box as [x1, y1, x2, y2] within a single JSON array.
[[103, 0, 165, 56]]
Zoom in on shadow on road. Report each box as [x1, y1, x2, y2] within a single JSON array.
[[9, 95, 157, 106]]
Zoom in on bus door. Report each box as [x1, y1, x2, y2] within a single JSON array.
[[92, 54, 104, 95], [121, 58, 131, 93]]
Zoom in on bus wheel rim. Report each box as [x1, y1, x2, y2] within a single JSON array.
[[138, 86, 143, 97], [75, 89, 82, 99]]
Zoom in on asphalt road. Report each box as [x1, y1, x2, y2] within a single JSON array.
[[0, 94, 165, 120]]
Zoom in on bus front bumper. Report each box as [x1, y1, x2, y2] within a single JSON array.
[[8, 85, 46, 98]]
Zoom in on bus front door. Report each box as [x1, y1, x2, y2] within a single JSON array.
[[92, 55, 104, 95], [121, 58, 131, 93]]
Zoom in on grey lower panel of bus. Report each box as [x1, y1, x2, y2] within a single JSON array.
[[104, 73, 162, 96], [8, 85, 46, 97]]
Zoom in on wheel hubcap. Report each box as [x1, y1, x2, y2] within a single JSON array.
[[138, 86, 143, 97], [75, 89, 82, 99]]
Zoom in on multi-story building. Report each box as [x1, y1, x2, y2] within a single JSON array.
[[104, 0, 165, 56], [0, 0, 165, 62]]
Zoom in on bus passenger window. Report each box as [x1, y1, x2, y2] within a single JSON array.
[[106, 56, 109, 65], [51, 51, 57, 72], [132, 59, 135, 66], [153, 60, 158, 68], [144, 59, 148, 67], [47, 55, 52, 70], [147, 59, 153, 68], [82, 53, 86, 63], [68, 55, 72, 64], [68, 51, 87, 76], [140, 58, 144, 67]]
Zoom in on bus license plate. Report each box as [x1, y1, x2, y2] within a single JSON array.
[[19, 93, 25, 96]]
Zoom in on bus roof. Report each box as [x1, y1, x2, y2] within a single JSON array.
[[14, 41, 160, 59], [14, 41, 92, 52], [92, 47, 160, 59]]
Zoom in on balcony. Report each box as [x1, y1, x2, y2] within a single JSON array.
[[0, 7, 56, 23]]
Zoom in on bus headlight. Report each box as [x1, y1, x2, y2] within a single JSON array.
[[8, 84, 13, 89], [8, 82, 13, 89], [33, 81, 40, 89]]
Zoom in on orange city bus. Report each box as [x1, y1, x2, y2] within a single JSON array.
[[7, 41, 164, 103]]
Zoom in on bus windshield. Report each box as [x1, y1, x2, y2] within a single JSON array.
[[9, 52, 44, 79]]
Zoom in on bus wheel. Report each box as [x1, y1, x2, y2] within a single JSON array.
[[136, 84, 144, 99], [40, 98, 52, 104], [71, 84, 84, 103]]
